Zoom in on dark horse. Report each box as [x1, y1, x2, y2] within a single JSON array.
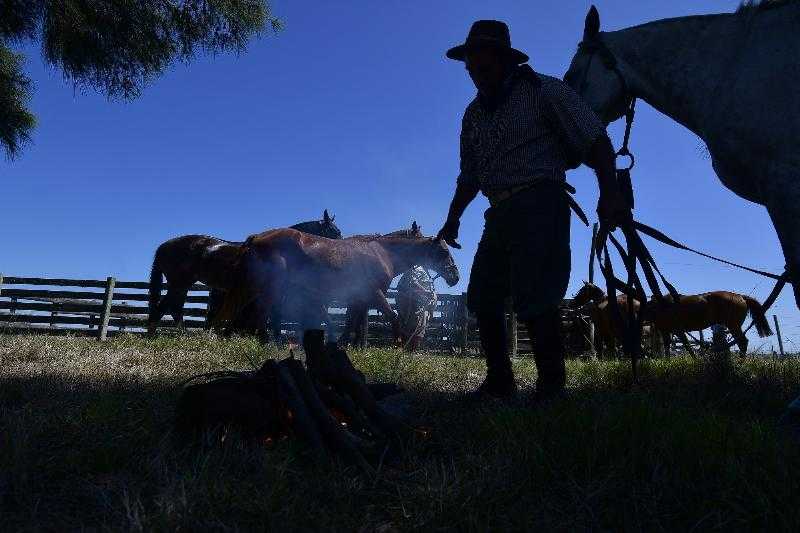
[[213, 226, 460, 343], [572, 282, 641, 358], [148, 210, 341, 334]]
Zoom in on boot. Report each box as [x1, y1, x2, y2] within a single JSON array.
[[473, 308, 517, 399], [527, 309, 566, 404]]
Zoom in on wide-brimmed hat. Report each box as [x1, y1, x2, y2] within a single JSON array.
[[446, 20, 529, 64]]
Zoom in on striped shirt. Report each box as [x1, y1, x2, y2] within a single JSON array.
[[457, 65, 605, 193]]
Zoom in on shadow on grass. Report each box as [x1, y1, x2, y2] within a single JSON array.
[[2, 349, 800, 530]]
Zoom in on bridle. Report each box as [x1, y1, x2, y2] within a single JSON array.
[[576, 37, 637, 171]]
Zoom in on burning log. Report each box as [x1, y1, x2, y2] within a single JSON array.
[[175, 329, 417, 471]]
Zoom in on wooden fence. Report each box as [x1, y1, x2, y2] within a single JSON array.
[[0, 274, 590, 354]]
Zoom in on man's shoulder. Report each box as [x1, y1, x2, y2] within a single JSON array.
[[463, 96, 480, 117], [534, 72, 580, 101]]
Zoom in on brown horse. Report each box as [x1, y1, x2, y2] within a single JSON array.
[[148, 211, 342, 333], [645, 291, 772, 355], [214, 226, 460, 343], [148, 235, 244, 332], [571, 282, 641, 358], [339, 222, 426, 347]]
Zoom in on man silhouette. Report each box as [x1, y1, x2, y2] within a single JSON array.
[[437, 20, 630, 400]]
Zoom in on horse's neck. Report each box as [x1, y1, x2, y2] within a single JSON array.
[[592, 292, 607, 305], [604, 13, 741, 138], [375, 239, 421, 276]]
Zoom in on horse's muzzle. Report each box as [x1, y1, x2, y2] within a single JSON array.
[[443, 266, 460, 287]]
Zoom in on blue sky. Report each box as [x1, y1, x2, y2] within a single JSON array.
[[2, 1, 797, 352]]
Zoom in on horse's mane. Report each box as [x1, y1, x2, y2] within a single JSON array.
[[609, 0, 796, 35], [291, 218, 342, 239], [736, 0, 797, 13], [345, 228, 425, 242]]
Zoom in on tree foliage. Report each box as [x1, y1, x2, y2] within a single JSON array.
[[0, 1, 280, 159]]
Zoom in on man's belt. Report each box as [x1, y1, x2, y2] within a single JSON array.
[[485, 179, 589, 226], [485, 182, 538, 207]]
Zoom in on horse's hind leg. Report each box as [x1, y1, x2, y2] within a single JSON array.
[[168, 285, 191, 328]]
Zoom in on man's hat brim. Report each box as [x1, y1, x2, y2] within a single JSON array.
[[446, 39, 529, 64]]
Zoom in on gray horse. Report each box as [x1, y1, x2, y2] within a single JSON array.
[[564, 2, 800, 309]]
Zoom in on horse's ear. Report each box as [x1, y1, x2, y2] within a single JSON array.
[[323, 209, 331, 223], [584, 5, 600, 40]]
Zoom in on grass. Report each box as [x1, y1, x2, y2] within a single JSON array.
[[1, 332, 800, 531]]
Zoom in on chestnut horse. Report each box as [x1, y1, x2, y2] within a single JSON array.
[[214, 227, 460, 342], [572, 282, 641, 358], [148, 210, 341, 333], [338, 222, 426, 347], [645, 291, 772, 355]]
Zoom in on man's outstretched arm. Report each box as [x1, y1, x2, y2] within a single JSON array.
[[437, 180, 480, 249]]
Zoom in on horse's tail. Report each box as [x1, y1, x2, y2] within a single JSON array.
[[212, 246, 257, 328], [743, 295, 773, 338], [148, 251, 164, 325]]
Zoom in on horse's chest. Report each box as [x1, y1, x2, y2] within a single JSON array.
[[709, 148, 764, 204]]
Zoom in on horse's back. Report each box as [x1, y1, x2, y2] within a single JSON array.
[[651, 291, 747, 330]]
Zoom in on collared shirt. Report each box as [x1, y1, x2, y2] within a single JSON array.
[[457, 65, 605, 193]]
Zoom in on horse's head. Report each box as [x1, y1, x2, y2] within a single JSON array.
[[564, 6, 633, 124], [291, 210, 343, 240], [319, 209, 343, 239], [422, 238, 460, 287], [571, 281, 605, 308]]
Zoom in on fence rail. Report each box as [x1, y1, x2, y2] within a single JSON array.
[[0, 273, 587, 353]]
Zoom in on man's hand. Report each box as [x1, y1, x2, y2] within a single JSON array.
[[437, 217, 462, 249], [439, 181, 478, 249], [586, 134, 632, 230], [597, 185, 632, 231]]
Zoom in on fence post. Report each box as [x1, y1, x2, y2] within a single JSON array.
[[460, 292, 469, 355], [98, 277, 116, 341], [505, 297, 517, 356], [774, 315, 785, 358]]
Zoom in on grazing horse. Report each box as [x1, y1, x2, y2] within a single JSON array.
[[645, 291, 772, 355], [213, 226, 460, 343], [564, 3, 800, 310], [571, 282, 641, 357], [148, 210, 341, 333]]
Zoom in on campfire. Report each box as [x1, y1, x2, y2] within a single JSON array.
[[175, 330, 421, 472]]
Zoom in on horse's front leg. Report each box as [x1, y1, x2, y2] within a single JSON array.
[[763, 174, 800, 310], [661, 331, 672, 357], [339, 301, 368, 347], [246, 254, 286, 344], [373, 289, 401, 344]]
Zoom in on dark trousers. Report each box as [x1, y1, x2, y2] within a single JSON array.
[[468, 182, 570, 394], [477, 306, 566, 394]]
